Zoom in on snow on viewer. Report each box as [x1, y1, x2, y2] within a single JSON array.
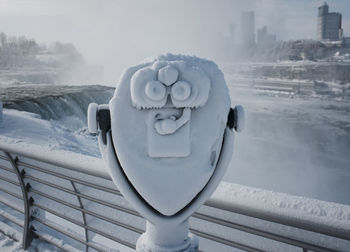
[[88, 54, 241, 252], [109, 54, 231, 215]]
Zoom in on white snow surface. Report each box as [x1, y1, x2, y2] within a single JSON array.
[[110, 54, 230, 215], [0, 222, 61, 252], [0, 109, 101, 158], [213, 182, 350, 232]]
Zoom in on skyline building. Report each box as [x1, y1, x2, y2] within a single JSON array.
[[241, 11, 255, 46], [317, 2, 343, 41], [257, 26, 276, 45]]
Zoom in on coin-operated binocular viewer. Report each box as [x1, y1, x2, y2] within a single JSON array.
[[88, 54, 244, 252]]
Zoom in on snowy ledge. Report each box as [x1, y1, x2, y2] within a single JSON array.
[[0, 142, 349, 239]]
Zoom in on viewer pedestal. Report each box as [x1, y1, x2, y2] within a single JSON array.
[[136, 220, 198, 252]]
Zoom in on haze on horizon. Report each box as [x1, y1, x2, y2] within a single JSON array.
[[0, 0, 349, 84]]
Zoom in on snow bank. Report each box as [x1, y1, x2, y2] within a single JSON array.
[[212, 182, 350, 231], [0, 108, 103, 158]]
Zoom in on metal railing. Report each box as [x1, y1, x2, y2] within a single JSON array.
[[0, 145, 349, 252]]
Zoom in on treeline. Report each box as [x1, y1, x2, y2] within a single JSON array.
[[0, 32, 84, 69]]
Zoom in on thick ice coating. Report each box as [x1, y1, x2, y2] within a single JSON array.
[[130, 61, 210, 109], [158, 65, 178, 86], [109, 54, 230, 216]]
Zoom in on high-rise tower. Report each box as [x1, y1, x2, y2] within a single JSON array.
[[241, 11, 255, 46], [317, 2, 342, 41]]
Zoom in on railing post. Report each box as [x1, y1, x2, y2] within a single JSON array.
[[5, 153, 33, 249], [70, 180, 88, 252]]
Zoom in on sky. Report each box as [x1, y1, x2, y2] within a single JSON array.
[[0, 0, 349, 83]]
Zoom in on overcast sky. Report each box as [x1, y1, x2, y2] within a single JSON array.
[[0, 0, 349, 83]]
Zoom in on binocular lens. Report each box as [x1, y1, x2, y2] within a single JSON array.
[[145, 81, 167, 101], [171, 81, 191, 101]]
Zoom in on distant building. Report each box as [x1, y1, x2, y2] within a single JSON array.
[[241, 11, 255, 46], [343, 37, 350, 47], [317, 2, 343, 41], [257, 26, 276, 45], [229, 23, 236, 43]]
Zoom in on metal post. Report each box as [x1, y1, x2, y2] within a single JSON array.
[[0, 100, 3, 123], [70, 180, 88, 252], [5, 153, 33, 249]]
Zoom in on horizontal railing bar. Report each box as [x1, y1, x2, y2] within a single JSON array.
[[26, 177, 340, 252], [30, 188, 144, 234], [191, 228, 264, 252], [0, 186, 23, 200], [32, 216, 109, 252], [192, 212, 337, 252], [24, 168, 349, 250], [0, 174, 20, 187], [33, 232, 72, 252], [25, 174, 141, 217], [31, 188, 256, 250], [18, 160, 120, 195], [205, 198, 350, 242], [32, 193, 262, 251], [34, 203, 138, 249], [28, 174, 328, 251], [24, 174, 343, 251], [0, 211, 24, 228], [0, 155, 9, 162], [1, 149, 348, 250], [0, 147, 110, 180], [0, 163, 15, 173], [0, 198, 24, 214], [2, 148, 349, 241]]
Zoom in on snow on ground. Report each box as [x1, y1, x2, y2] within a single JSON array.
[[214, 181, 350, 231], [0, 109, 100, 157], [0, 224, 60, 252]]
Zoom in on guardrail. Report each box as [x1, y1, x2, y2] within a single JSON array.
[[0, 145, 349, 252]]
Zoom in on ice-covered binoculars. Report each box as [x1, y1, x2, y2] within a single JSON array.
[[88, 54, 244, 252]]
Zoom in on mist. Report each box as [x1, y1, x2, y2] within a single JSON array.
[[3, 0, 348, 84]]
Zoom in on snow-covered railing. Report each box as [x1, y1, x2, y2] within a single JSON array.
[[0, 144, 349, 251]]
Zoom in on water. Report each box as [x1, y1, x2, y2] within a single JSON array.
[[1, 84, 114, 123], [223, 66, 350, 205], [225, 88, 350, 205], [1, 83, 114, 157]]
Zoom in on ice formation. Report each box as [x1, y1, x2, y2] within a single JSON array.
[[129, 58, 213, 159], [130, 61, 210, 109], [109, 54, 230, 215]]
